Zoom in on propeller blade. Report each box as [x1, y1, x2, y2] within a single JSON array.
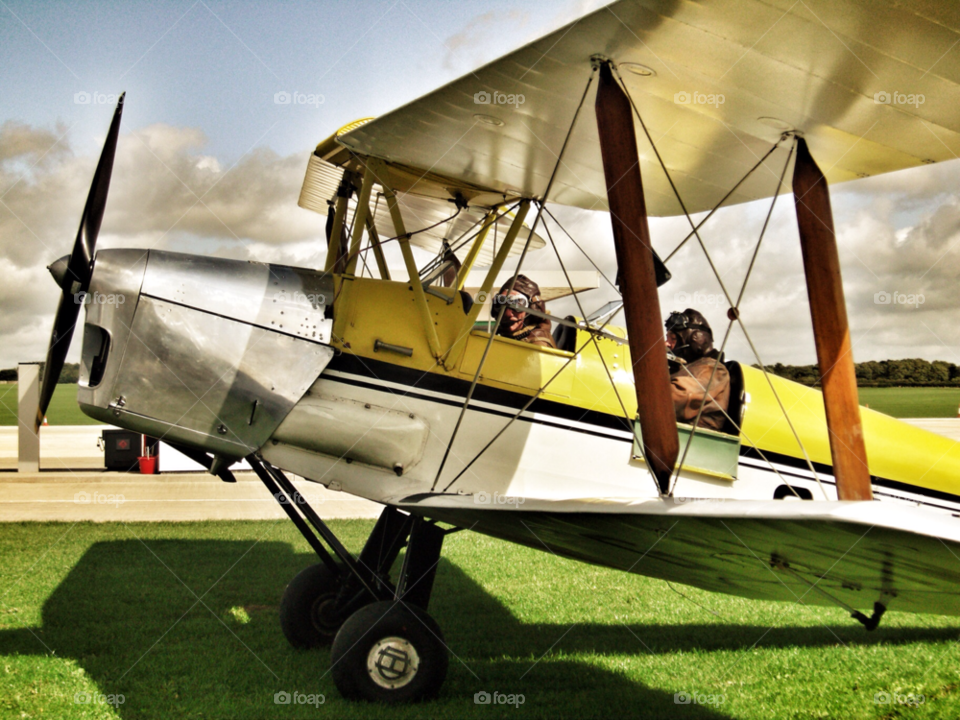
[[64, 92, 125, 293], [36, 94, 125, 430]]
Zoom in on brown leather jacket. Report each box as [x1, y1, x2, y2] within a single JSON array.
[[670, 354, 730, 431]]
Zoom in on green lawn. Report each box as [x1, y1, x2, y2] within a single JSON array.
[[0, 384, 102, 426], [0, 520, 958, 719], [858, 387, 960, 419]]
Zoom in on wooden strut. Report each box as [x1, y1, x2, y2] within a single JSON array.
[[594, 62, 678, 493], [792, 138, 873, 501]]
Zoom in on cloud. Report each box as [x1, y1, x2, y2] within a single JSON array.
[[442, 10, 529, 71], [1, 118, 958, 373], [0, 121, 326, 368]]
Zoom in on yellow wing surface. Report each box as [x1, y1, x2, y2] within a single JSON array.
[[331, 0, 960, 216]]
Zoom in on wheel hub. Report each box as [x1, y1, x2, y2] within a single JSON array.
[[311, 594, 340, 633], [366, 636, 420, 689]]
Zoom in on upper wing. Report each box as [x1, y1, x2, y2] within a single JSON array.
[[298, 152, 545, 267], [336, 0, 960, 216], [393, 494, 960, 617]]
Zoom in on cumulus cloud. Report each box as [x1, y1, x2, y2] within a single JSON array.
[[528, 162, 960, 367], [1, 118, 958, 373], [0, 120, 326, 368]]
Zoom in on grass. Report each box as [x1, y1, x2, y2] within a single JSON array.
[[0, 384, 958, 428], [1, 521, 959, 719], [0, 384, 103, 427], [858, 387, 960, 419]]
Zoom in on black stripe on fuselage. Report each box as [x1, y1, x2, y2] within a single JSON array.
[[324, 352, 960, 509]]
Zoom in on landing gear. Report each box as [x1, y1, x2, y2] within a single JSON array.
[[279, 563, 343, 648], [248, 455, 451, 702], [331, 602, 448, 703]]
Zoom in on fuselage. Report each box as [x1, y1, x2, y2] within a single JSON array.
[[72, 249, 960, 519]]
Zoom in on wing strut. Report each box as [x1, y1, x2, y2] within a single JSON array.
[[792, 139, 872, 501], [595, 60, 678, 494]]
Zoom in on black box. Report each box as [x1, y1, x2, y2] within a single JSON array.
[[101, 429, 143, 472]]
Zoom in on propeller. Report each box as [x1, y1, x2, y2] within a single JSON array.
[[37, 93, 125, 431]]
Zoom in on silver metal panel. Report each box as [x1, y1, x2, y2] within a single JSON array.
[[271, 392, 429, 473], [140, 250, 333, 343], [394, 495, 960, 617], [103, 296, 333, 457], [76, 249, 148, 411], [338, 0, 960, 216]]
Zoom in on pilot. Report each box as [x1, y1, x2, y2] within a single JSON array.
[[665, 308, 730, 431], [493, 274, 557, 348]]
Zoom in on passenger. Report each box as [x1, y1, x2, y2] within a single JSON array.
[[493, 274, 557, 349], [665, 309, 730, 431]]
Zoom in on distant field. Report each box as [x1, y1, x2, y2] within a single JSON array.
[[0, 384, 101, 426], [858, 387, 960, 418], [1, 384, 959, 426]]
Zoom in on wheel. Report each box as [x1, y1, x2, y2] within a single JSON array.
[[331, 601, 448, 703], [279, 563, 343, 649]]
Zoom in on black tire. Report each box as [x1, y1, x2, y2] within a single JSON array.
[[279, 563, 343, 649], [331, 601, 448, 703]]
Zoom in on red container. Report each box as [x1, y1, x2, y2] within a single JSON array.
[[138, 456, 158, 474]]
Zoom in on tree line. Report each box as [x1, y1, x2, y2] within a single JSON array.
[[3, 359, 959, 388], [0, 363, 80, 384], [763, 359, 960, 387]]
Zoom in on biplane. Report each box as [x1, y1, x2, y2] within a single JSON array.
[[38, 0, 960, 703]]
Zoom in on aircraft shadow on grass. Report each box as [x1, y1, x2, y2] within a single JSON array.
[[0, 539, 956, 718]]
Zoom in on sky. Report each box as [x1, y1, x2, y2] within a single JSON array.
[[1, 0, 959, 371]]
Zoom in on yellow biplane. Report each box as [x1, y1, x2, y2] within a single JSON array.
[[39, 0, 960, 702]]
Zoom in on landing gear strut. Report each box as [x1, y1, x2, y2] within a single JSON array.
[[247, 455, 450, 702]]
